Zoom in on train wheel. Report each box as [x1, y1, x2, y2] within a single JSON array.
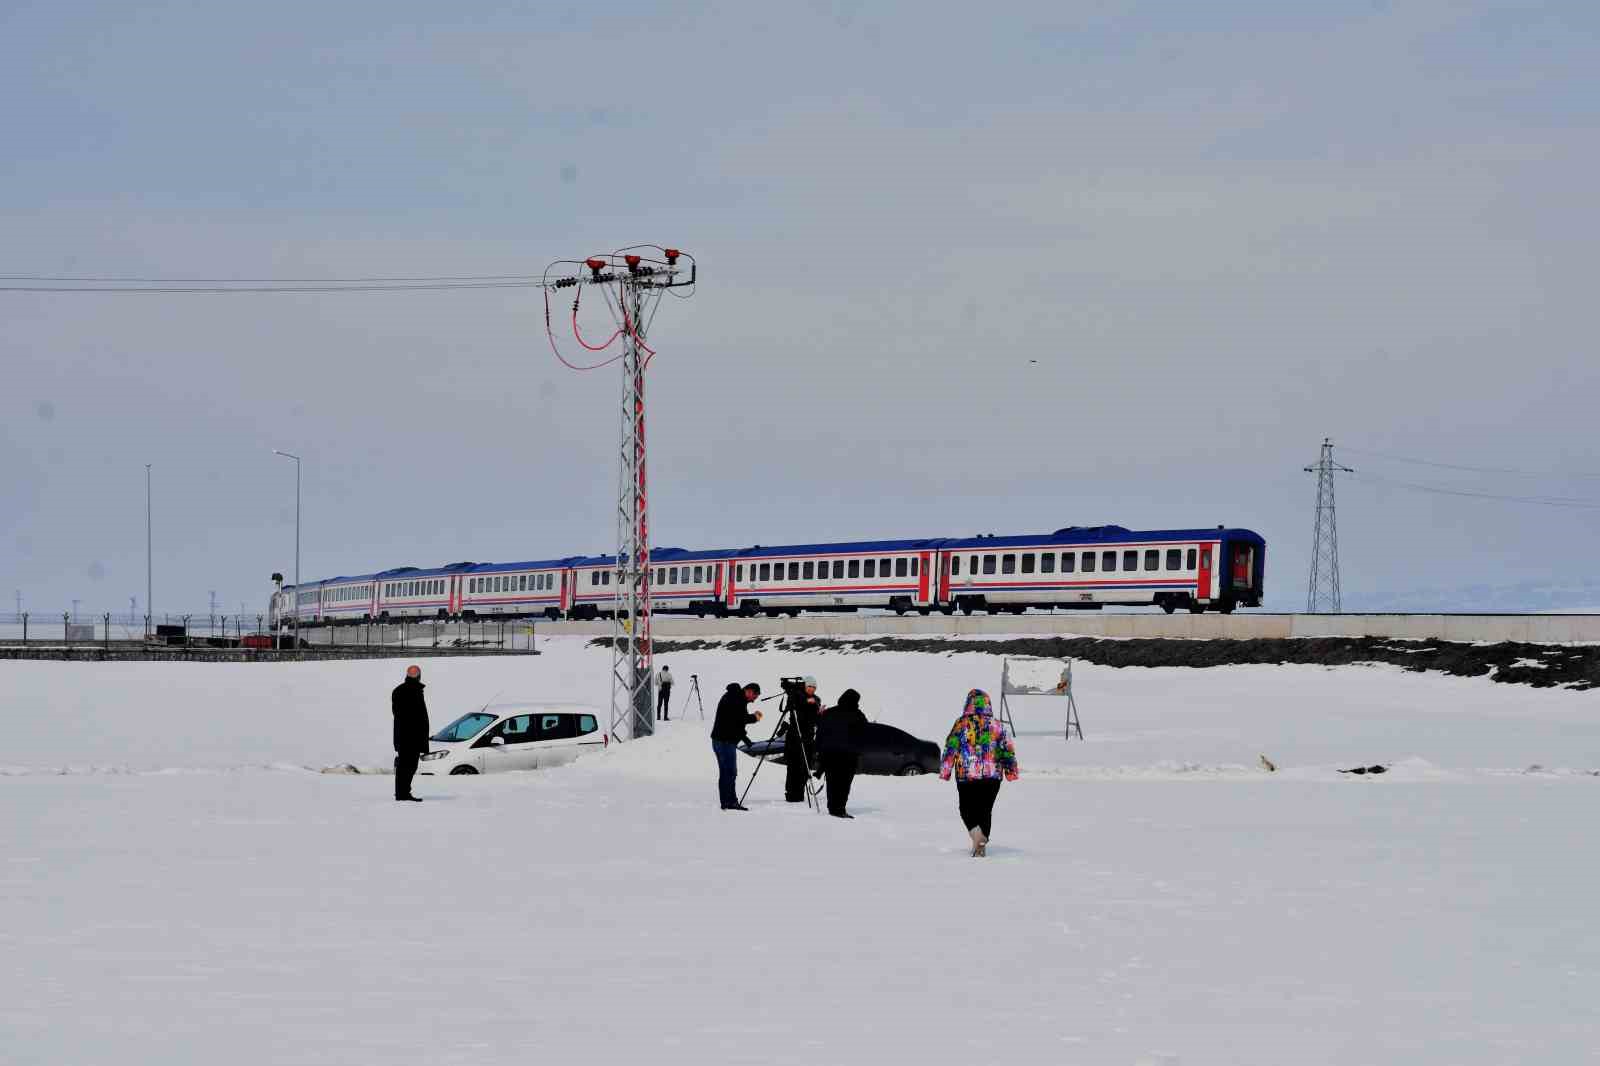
[[1161, 601, 1176, 615], [1188, 602, 1206, 614]]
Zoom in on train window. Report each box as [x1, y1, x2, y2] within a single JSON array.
[[693, 566, 702, 583], [1187, 548, 1197, 569], [911, 558, 919, 576], [759, 563, 771, 581], [787, 562, 799, 581], [848, 560, 860, 578], [864, 559, 876, 578], [1144, 550, 1159, 571], [1123, 550, 1138, 571], [668, 568, 678, 584], [802, 561, 814, 580], [982, 555, 996, 575], [1041, 553, 1055, 574], [1021, 553, 1035, 574], [896, 558, 908, 577], [951, 556, 961, 576], [832, 560, 843, 579], [1001, 554, 1016, 575], [591, 572, 599, 587], [1098, 551, 1114, 572], [736, 565, 744, 581], [604, 571, 611, 585], [1081, 552, 1095, 573], [1167, 549, 1182, 570]]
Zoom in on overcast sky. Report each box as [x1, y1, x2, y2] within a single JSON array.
[[3, 0, 1596, 617]]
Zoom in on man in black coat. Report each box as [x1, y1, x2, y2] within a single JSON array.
[[391, 664, 430, 802], [710, 681, 763, 810], [781, 676, 822, 803], [815, 688, 867, 818]]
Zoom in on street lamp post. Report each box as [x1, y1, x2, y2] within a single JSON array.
[[273, 451, 302, 648], [145, 464, 152, 640]]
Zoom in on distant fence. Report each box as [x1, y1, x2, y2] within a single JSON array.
[[0, 616, 538, 654]]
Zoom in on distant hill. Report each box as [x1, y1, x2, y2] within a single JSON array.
[[1352, 577, 1600, 614]]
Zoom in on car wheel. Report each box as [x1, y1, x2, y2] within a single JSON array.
[[898, 763, 924, 777], [449, 765, 478, 775]]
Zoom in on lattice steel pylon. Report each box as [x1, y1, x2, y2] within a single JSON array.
[[1304, 437, 1353, 613], [541, 247, 696, 742]]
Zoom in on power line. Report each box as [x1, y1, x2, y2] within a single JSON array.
[[1340, 445, 1600, 479], [1351, 471, 1600, 509], [0, 273, 541, 282], [0, 280, 544, 293]]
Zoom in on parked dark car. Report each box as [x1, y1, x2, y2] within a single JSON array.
[[742, 721, 940, 777]]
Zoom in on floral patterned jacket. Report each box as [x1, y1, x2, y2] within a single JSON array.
[[939, 689, 1019, 782]]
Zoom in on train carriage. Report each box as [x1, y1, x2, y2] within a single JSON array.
[[726, 538, 943, 617], [939, 526, 1264, 614], [459, 557, 579, 620], [269, 524, 1266, 624]]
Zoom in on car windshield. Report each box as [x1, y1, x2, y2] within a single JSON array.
[[431, 712, 498, 742]]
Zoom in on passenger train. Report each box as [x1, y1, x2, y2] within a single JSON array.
[[268, 525, 1265, 627]]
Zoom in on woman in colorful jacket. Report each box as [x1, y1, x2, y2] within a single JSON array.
[[938, 688, 1019, 857]]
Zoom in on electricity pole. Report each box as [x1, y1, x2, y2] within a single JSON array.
[[543, 247, 695, 742], [1304, 438, 1354, 612]]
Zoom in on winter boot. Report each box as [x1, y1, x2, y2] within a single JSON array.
[[969, 825, 987, 857]]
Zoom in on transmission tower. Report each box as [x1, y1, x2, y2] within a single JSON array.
[[543, 247, 696, 742], [1304, 437, 1353, 612]]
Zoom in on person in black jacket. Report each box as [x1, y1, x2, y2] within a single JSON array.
[[391, 664, 431, 802], [781, 676, 822, 803], [711, 682, 763, 810], [815, 688, 867, 818]]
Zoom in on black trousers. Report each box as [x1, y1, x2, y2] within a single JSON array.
[[394, 751, 419, 799], [657, 685, 672, 720], [956, 778, 1002, 837], [822, 752, 857, 814], [784, 734, 815, 801]]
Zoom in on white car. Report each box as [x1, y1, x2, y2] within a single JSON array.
[[419, 702, 607, 775]]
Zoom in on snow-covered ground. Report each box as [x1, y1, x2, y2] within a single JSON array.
[[4, 638, 1598, 1064]]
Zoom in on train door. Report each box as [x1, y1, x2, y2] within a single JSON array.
[[559, 570, 574, 614], [711, 562, 723, 604], [726, 562, 739, 610], [917, 552, 931, 606], [938, 553, 951, 605], [1197, 544, 1214, 601], [1230, 543, 1254, 591]]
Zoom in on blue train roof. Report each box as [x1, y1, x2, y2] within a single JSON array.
[[942, 526, 1265, 550], [469, 556, 587, 574], [732, 537, 949, 560]]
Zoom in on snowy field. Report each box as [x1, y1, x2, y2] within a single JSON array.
[[4, 637, 1598, 1064]]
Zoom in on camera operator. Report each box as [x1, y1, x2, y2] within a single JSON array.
[[711, 681, 763, 811], [779, 676, 822, 803]]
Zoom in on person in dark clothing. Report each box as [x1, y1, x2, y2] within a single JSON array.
[[781, 676, 822, 803], [656, 665, 673, 721], [815, 688, 867, 818], [391, 664, 431, 802], [710, 682, 763, 810]]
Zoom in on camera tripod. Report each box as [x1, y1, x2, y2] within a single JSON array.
[[678, 673, 706, 721], [738, 690, 823, 813]]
